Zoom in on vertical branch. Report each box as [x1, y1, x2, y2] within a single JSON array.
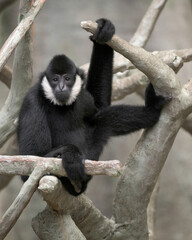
[[114, 0, 168, 73], [130, 0, 168, 47], [0, 0, 33, 146], [0, 0, 46, 147]]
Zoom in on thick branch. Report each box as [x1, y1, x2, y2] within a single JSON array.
[[80, 12, 192, 240], [0, 155, 122, 177], [37, 176, 115, 240], [32, 206, 86, 240], [81, 20, 180, 96], [154, 49, 192, 65]]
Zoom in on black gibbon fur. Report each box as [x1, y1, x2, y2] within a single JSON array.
[[18, 19, 168, 196]]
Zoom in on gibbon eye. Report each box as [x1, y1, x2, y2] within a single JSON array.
[[65, 76, 70, 81], [53, 77, 58, 82]]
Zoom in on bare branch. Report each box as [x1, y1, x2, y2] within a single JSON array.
[[0, 0, 47, 148], [0, 0, 46, 72], [114, 0, 168, 73], [32, 206, 86, 240], [37, 176, 115, 240], [79, 13, 192, 240], [130, 0, 168, 47], [154, 49, 192, 64], [0, 65, 12, 88], [0, 155, 120, 238], [0, 155, 122, 177], [112, 71, 148, 101], [0, 165, 45, 239], [81, 20, 180, 96]]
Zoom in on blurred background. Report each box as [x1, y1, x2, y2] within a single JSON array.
[[0, 0, 192, 239]]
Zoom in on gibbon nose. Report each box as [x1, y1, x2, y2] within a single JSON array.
[[59, 80, 66, 91]]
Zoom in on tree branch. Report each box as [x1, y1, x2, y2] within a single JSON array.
[[32, 206, 86, 240], [0, 0, 47, 148], [114, 0, 168, 73], [36, 176, 115, 240], [80, 17, 192, 240], [0, 156, 120, 239], [0, 165, 45, 239], [81, 20, 180, 96], [0, 0, 46, 72], [130, 0, 168, 47], [0, 155, 122, 177]]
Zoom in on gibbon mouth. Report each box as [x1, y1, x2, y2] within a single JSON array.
[[55, 91, 70, 103]]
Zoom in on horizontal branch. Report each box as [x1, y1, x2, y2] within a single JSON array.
[[154, 48, 192, 63], [0, 0, 46, 72], [0, 155, 122, 177], [0, 155, 121, 238]]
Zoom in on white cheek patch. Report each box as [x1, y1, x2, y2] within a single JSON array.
[[41, 76, 63, 106], [65, 75, 82, 106], [41, 75, 82, 106]]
